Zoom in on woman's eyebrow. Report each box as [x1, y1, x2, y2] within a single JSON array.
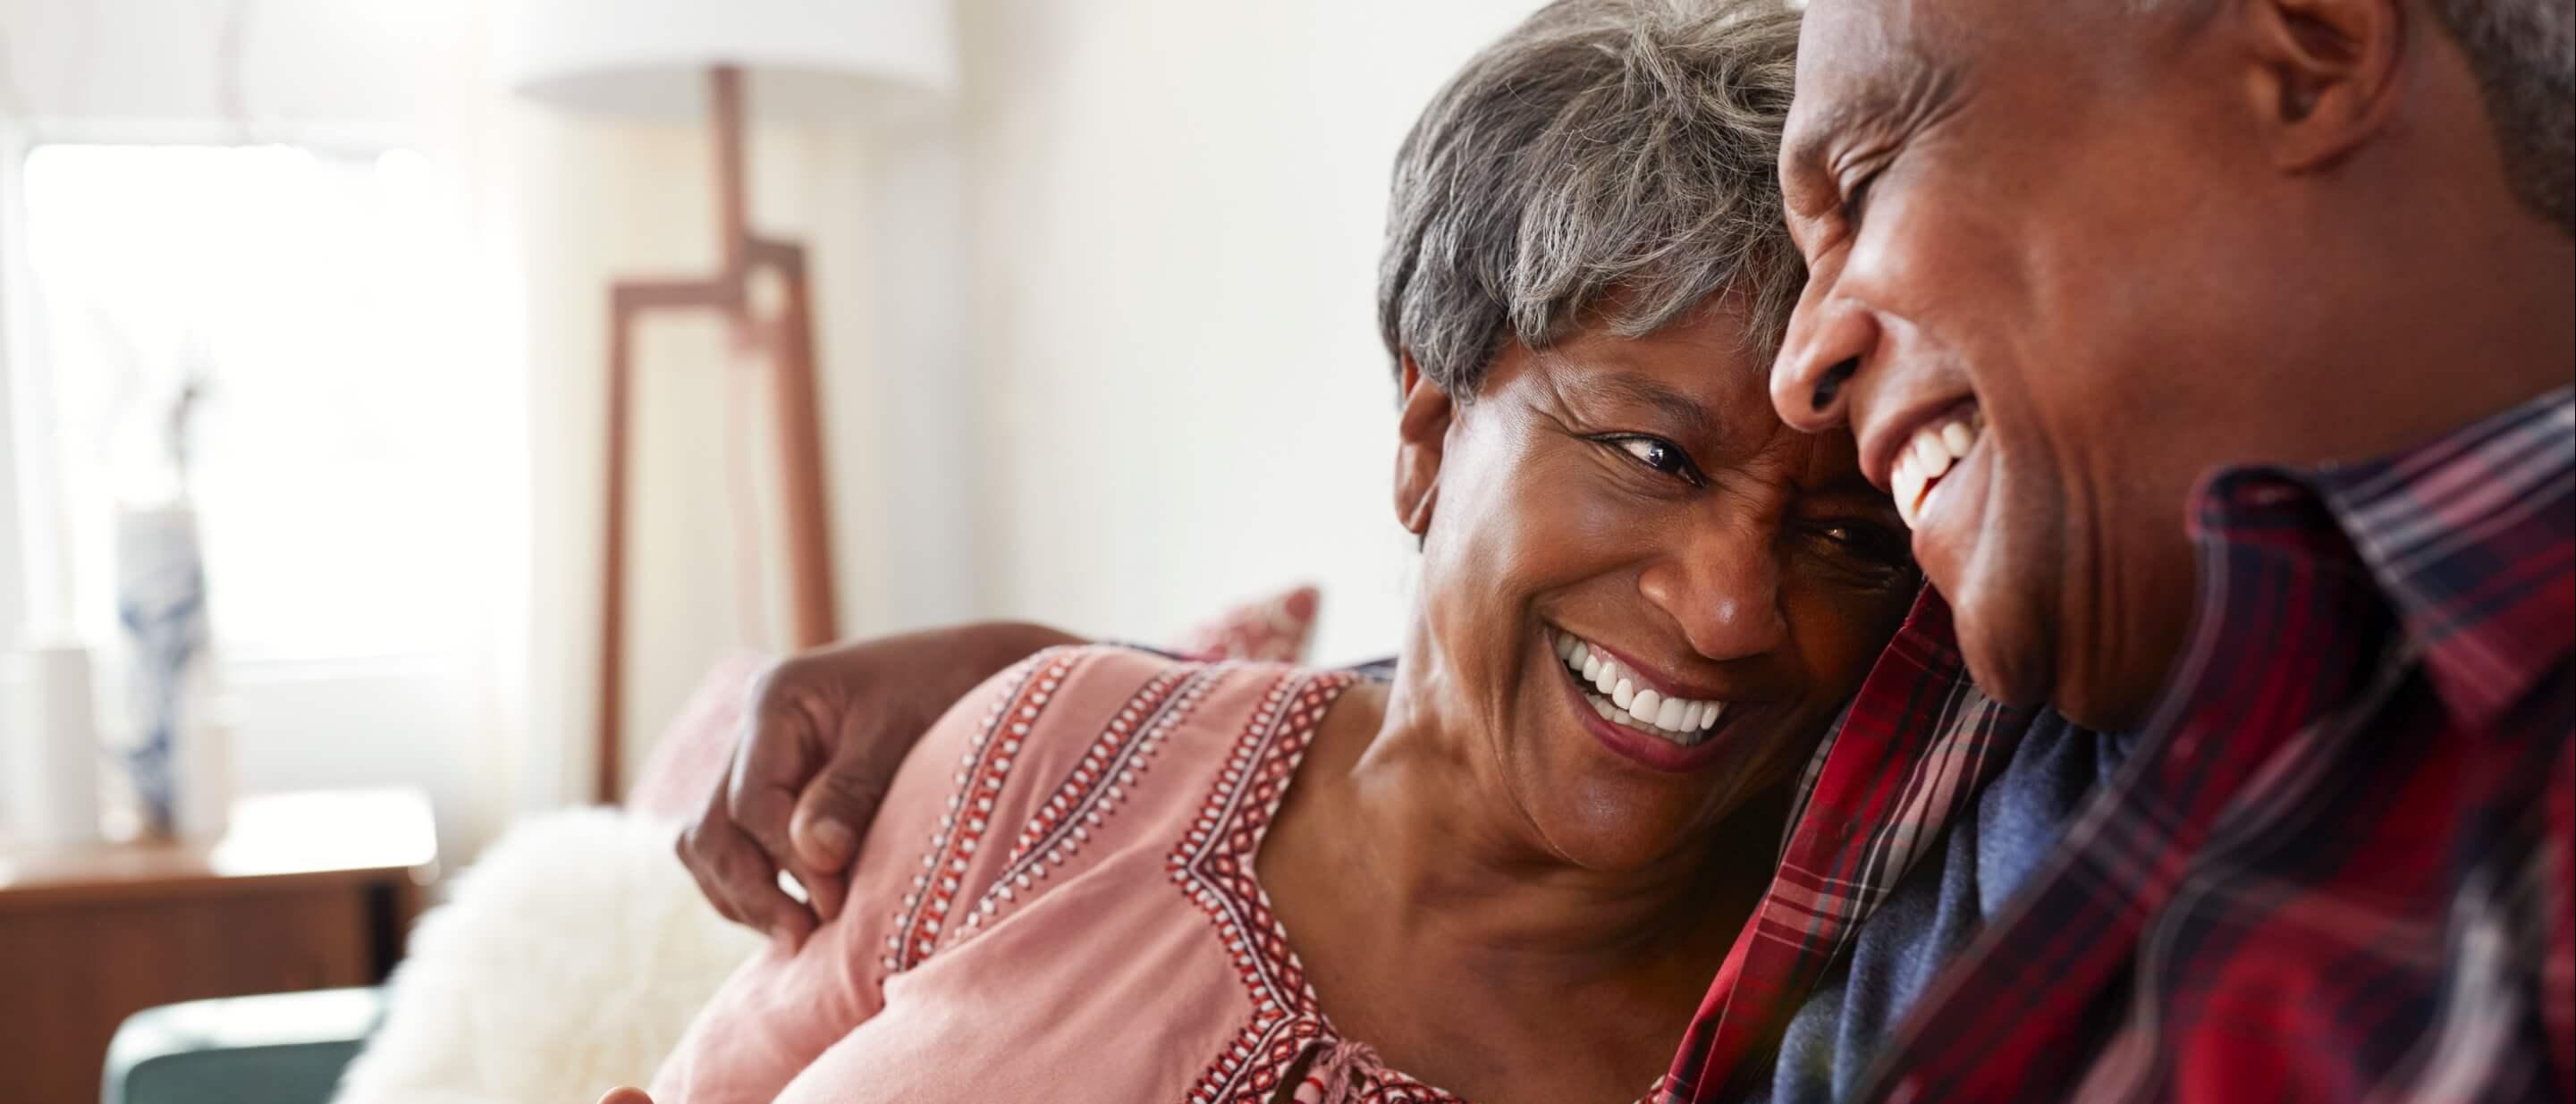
[[1558, 369, 1720, 443]]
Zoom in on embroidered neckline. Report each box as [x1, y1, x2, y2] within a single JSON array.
[[1169, 667, 1469, 1104]]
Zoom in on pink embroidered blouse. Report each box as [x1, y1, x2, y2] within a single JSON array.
[[653, 645, 1483, 1104]]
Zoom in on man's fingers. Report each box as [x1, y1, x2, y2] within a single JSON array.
[[680, 809, 817, 944], [788, 756, 895, 921], [790, 767, 880, 871], [725, 684, 831, 901], [599, 1087, 655, 1104], [798, 865, 851, 925], [746, 878, 818, 947], [677, 784, 752, 927], [786, 800, 856, 923]]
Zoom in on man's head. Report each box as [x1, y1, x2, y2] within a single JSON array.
[[1769, 0, 2575, 728]]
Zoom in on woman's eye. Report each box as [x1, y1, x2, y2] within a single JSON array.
[[1610, 436, 1702, 485]]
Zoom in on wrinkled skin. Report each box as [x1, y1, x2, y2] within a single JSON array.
[[1769, 0, 2574, 728]]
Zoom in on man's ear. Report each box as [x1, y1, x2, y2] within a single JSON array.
[[1392, 354, 1453, 541], [2237, 0, 2405, 171]]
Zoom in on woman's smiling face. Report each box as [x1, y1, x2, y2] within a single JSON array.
[[1395, 296, 1916, 872]]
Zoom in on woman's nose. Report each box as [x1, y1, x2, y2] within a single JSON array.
[[1770, 276, 1879, 434], [1637, 519, 1789, 662]]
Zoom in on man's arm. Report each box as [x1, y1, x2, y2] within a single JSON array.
[[677, 620, 1085, 944]]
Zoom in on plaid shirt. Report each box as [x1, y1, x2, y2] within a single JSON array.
[[1662, 385, 2576, 1103]]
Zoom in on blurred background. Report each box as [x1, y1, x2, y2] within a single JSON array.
[[0, 0, 1553, 1099]]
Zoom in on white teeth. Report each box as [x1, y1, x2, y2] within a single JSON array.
[[1892, 464, 1926, 529], [1549, 628, 1732, 746], [1891, 406, 1982, 529], [1913, 434, 1953, 480]]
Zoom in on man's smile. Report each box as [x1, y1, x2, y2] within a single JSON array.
[[1889, 402, 1984, 529]]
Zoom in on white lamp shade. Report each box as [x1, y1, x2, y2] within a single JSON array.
[[499, 0, 956, 120]]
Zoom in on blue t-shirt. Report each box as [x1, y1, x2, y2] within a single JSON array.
[[1753, 710, 2133, 1103]]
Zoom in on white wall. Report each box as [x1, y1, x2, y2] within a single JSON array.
[[3, 0, 1561, 856], [950, 0, 1546, 663]]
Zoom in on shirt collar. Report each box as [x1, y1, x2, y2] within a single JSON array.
[[2196, 385, 2575, 728]]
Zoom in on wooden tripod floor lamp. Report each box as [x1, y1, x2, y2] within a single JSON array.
[[500, 1, 958, 802]]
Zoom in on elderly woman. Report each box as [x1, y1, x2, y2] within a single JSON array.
[[647, 1, 1909, 1100]]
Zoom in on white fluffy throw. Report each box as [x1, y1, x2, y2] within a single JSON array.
[[333, 807, 763, 1104]]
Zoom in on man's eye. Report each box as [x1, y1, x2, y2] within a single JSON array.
[[1609, 436, 1704, 485], [1810, 518, 1913, 571], [1841, 167, 1883, 225]]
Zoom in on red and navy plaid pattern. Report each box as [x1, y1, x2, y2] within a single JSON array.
[[1664, 386, 2574, 1102], [1657, 589, 2034, 1102]]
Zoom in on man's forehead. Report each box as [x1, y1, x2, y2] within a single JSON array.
[[1798, 0, 1988, 58], [1785, 0, 1971, 163]]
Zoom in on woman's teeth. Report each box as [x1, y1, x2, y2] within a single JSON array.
[[1891, 405, 1983, 529], [1550, 629, 1726, 746]]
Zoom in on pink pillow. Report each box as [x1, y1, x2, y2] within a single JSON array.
[[1171, 584, 1321, 663], [627, 652, 772, 821]]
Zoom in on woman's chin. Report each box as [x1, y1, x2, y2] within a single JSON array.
[[1516, 780, 1722, 874]]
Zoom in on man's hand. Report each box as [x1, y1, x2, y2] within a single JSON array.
[[678, 621, 1083, 945]]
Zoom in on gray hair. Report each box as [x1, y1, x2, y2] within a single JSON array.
[[2427, 0, 2573, 234], [1376, 0, 1806, 397]]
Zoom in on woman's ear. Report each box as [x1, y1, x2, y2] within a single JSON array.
[[1392, 354, 1453, 540]]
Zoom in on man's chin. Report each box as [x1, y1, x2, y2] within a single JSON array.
[[1968, 628, 2174, 730], [1961, 645, 2054, 712], [1951, 600, 2058, 713], [1957, 605, 2174, 729], [2049, 650, 2180, 732]]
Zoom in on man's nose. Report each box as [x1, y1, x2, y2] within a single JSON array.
[[1770, 276, 1879, 433], [1637, 517, 1788, 663]]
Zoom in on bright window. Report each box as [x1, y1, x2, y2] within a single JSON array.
[[16, 142, 516, 668]]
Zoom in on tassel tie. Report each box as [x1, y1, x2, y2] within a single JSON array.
[[1292, 1039, 1384, 1104]]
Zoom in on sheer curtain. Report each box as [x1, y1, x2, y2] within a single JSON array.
[[9, 140, 527, 855], [0, 0, 536, 858]]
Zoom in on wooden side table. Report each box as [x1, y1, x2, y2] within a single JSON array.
[[0, 788, 439, 1104]]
